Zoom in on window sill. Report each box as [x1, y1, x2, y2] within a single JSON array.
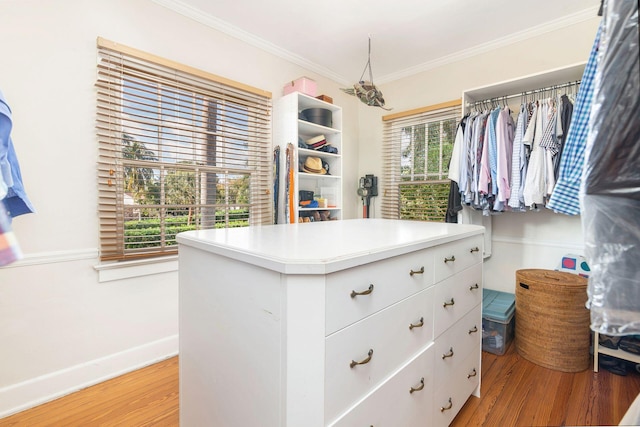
[[94, 255, 178, 283]]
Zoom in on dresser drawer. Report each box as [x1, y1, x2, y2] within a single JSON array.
[[325, 248, 434, 335], [434, 263, 483, 338], [434, 305, 481, 388], [433, 235, 483, 283], [433, 344, 481, 427], [325, 286, 435, 422], [329, 344, 435, 427]]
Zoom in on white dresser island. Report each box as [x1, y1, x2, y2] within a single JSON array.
[[177, 219, 484, 427]]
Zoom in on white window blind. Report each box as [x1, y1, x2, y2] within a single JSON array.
[[96, 38, 272, 261], [381, 101, 460, 221]]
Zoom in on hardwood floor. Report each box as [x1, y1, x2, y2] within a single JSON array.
[[0, 358, 179, 427], [451, 343, 640, 426], [1, 344, 639, 426]]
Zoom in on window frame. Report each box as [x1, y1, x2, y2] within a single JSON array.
[[381, 100, 461, 221], [96, 37, 272, 262]]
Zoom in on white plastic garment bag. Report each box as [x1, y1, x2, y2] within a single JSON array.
[[582, 0, 640, 335]]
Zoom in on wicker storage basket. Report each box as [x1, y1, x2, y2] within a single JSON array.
[[515, 269, 590, 372]]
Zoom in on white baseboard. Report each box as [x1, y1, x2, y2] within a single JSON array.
[[0, 334, 179, 419]]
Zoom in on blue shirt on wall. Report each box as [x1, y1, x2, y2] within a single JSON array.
[[0, 90, 35, 218]]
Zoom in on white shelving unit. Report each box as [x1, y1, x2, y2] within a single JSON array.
[[461, 62, 586, 106], [593, 332, 640, 372], [274, 92, 343, 224]]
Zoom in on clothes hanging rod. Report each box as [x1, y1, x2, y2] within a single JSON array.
[[467, 80, 581, 107]]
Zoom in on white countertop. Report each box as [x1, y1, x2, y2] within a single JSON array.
[[176, 219, 484, 274]]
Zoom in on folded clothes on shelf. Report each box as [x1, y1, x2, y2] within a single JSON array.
[[598, 334, 621, 349], [316, 145, 338, 154], [599, 354, 627, 376], [619, 336, 640, 355]]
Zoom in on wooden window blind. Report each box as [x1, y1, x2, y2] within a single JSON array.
[[96, 38, 272, 261], [381, 101, 460, 221]]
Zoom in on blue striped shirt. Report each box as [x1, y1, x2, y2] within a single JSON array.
[[547, 23, 601, 215]]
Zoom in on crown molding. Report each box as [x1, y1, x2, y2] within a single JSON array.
[[152, 0, 599, 86], [376, 5, 600, 84], [150, 0, 351, 85]]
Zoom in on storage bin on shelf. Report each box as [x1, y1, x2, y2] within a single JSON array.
[[515, 269, 590, 372], [282, 77, 317, 97], [482, 289, 515, 355]]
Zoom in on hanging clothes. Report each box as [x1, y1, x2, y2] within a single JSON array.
[[538, 97, 559, 197], [522, 100, 547, 207], [447, 116, 466, 185], [546, 23, 601, 215], [0, 90, 31, 266], [494, 106, 515, 211], [460, 82, 579, 215], [554, 94, 574, 180], [460, 113, 478, 205], [0, 90, 35, 219], [471, 112, 488, 209], [477, 109, 497, 198], [508, 103, 529, 210], [446, 116, 467, 223], [0, 201, 21, 266], [487, 107, 502, 201]]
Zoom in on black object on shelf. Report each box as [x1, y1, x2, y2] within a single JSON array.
[[301, 108, 332, 127]]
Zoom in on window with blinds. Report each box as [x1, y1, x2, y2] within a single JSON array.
[[381, 102, 460, 221], [96, 38, 272, 261]]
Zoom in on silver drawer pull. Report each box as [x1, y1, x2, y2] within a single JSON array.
[[350, 284, 374, 298], [409, 317, 424, 330], [409, 266, 424, 276], [350, 349, 374, 368], [409, 377, 425, 394], [442, 347, 454, 359], [470, 247, 480, 253], [443, 298, 455, 308], [467, 368, 477, 379], [469, 283, 479, 291], [468, 325, 478, 334], [440, 398, 453, 412], [444, 256, 456, 263]]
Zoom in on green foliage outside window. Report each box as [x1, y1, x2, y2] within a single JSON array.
[[123, 211, 249, 249], [121, 133, 252, 250], [399, 118, 457, 222], [400, 183, 450, 222]]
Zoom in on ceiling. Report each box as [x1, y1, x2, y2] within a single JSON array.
[[153, 0, 599, 85]]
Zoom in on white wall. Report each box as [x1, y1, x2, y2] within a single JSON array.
[[0, 0, 360, 417], [358, 17, 601, 292]]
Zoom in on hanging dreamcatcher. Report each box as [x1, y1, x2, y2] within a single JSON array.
[[341, 36, 392, 111]]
